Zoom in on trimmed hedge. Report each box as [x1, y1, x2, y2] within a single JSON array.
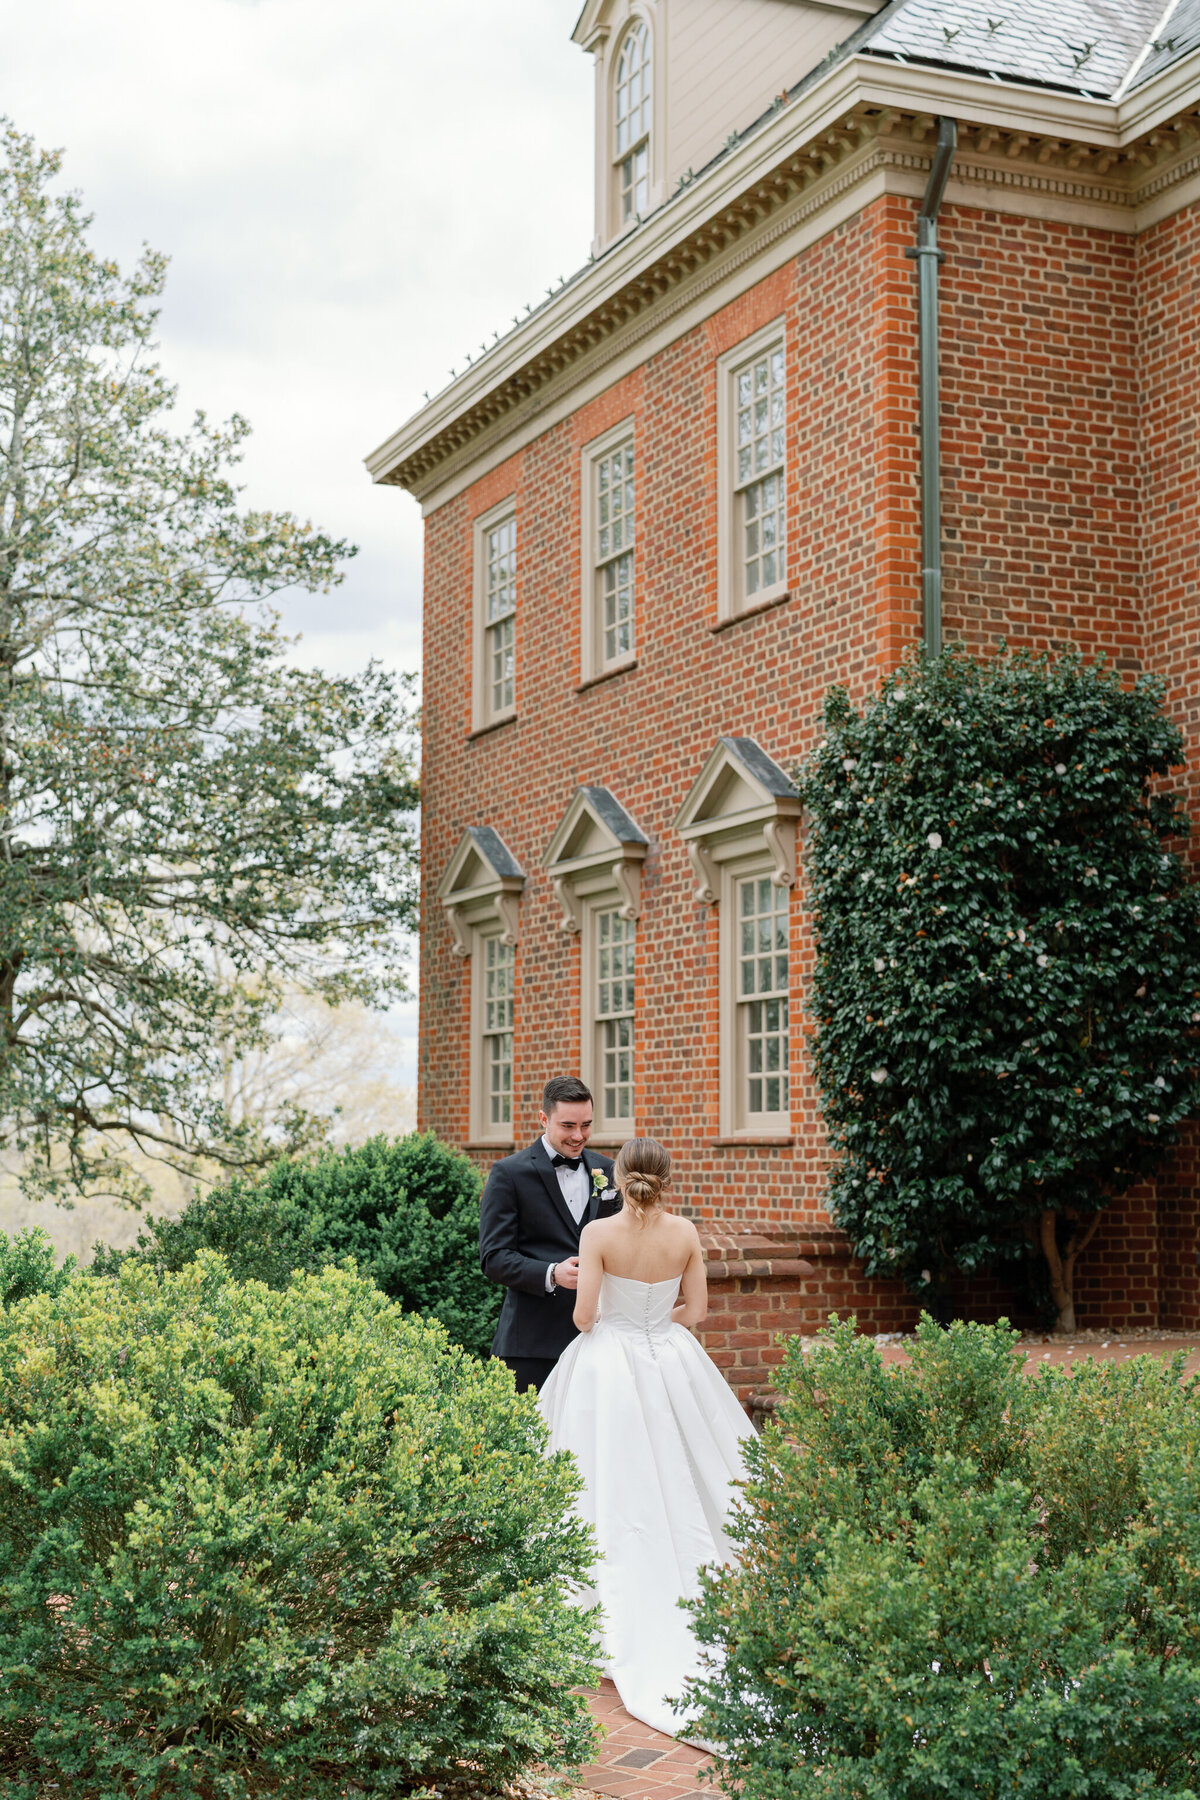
[[0, 1254, 598, 1797], [92, 1133, 502, 1356], [685, 1316, 1200, 1799]]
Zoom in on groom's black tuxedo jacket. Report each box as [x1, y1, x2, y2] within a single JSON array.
[[479, 1138, 622, 1361]]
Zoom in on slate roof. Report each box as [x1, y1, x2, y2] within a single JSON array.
[[858, 0, 1188, 99], [721, 737, 800, 800], [1133, 0, 1200, 88], [464, 826, 526, 881], [577, 786, 650, 846]]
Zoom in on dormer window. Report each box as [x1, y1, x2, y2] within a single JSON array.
[[614, 21, 651, 225]]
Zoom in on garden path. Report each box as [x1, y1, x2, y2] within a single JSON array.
[[878, 1334, 1200, 1375], [574, 1682, 721, 1800]]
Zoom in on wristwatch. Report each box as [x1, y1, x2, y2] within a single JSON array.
[[548, 1263, 557, 1292]]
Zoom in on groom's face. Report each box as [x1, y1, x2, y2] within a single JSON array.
[[540, 1101, 593, 1157]]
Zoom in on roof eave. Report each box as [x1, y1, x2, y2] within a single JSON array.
[[1118, 41, 1200, 135], [364, 53, 1161, 493]]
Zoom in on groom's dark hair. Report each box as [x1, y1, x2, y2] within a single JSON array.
[[542, 1075, 592, 1114]]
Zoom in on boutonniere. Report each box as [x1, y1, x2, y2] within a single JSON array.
[[591, 1167, 607, 1194]]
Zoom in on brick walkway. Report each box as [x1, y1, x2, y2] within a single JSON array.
[[881, 1335, 1200, 1375], [575, 1682, 719, 1800], [564, 1336, 1200, 1797]]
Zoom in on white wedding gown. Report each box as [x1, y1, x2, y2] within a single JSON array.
[[538, 1272, 756, 1738]]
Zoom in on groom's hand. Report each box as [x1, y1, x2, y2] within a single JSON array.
[[553, 1257, 580, 1290]]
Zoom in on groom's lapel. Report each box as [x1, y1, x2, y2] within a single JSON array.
[[582, 1151, 607, 1222], [531, 1140, 582, 1239]]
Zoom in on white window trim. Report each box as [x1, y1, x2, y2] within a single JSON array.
[[470, 924, 516, 1146], [580, 416, 638, 687], [716, 318, 789, 625], [674, 737, 800, 1139], [720, 854, 791, 1138], [591, 3, 664, 252], [436, 826, 526, 1143], [471, 497, 517, 734], [612, 16, 652, 232], [580, 895, 637, 1142], [544, 784, 649, 1142]]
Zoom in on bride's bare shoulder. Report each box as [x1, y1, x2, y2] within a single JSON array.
[[580, 1213, 620, 1238]]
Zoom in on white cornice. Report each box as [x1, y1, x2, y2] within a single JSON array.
[[1116, 45, 1200, 141], [365, 47, 1200, 496]]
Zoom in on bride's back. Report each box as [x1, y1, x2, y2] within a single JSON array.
[[592, 1207, 697, 1284], [574, 1136, 707, 1333]]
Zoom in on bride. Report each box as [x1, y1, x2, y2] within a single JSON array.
[[538, 1136, 755, 1738]]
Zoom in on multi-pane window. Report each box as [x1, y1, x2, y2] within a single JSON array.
[[734, 343, 786, 600], [595, 440, 635, 666], [484, 516, 516, 718], [738, 874, 789, 1119], [596, 909, 635, 1125], [615, 22, 651, 223], [483, 936, 514, 1129]]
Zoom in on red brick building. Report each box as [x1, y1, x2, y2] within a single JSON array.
[[370, 0, 1200, 1390]]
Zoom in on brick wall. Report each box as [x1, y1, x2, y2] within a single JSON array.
[[420, 186, 1200, 1341]]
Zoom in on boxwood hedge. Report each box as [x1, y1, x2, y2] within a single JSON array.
[[0, 1254, 597, 1797], [685, 1316, 1200, 1799]]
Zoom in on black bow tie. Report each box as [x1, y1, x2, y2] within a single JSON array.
[[552, 1153, 583, 1172]]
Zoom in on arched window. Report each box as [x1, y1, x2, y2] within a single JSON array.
[[614, 21, 651, 224]]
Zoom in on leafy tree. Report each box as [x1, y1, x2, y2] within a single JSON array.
[[91, 1134, 502, 1356], [0, 121, 417, 1205], [685, 1317, 1200, 1800], [798, 648, 1200, 1330]]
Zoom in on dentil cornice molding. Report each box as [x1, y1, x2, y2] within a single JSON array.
[[366, 49, 1200, 505]]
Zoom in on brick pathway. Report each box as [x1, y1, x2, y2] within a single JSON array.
[[879, 1335, 1200, 1375], [575, 1681, 720, 1800]]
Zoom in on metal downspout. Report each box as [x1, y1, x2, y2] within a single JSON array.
[[908, 116, 957, 654]]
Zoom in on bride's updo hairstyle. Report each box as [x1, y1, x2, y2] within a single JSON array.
[[613, 1137, 671, 1227]]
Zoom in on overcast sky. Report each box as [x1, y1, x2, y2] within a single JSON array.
[[5, 0, 593, 677], [5, 0, 595, 1083]]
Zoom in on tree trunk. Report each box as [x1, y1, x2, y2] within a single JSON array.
[[1039, 1208, 1102, 1335]]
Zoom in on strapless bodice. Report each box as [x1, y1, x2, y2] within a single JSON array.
[[598, 1271, 681, 1337]]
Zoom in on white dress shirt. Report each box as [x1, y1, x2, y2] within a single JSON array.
[[543, 1133, 590, 1291]]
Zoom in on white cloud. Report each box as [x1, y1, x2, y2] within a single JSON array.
[[3, 0, 594, 675]]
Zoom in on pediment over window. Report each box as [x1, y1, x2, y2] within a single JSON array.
[[436, 826, 526, 956], [674, 736, 801, 904], [571, 0, 629, 48], [544, 784, 650, 932]]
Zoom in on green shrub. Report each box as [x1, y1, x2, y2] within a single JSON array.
[[686, 1316, 1200, 1799], [0, 1254, 598, 1798], [0, 1226, 75, 1303], [92, 1133, 502, 1356], [797, 647, 1200, 1330], [88, 1178, 328, 1291]]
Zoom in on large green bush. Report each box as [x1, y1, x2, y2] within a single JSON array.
[[686, 1317, 1200, 1799], [798, 647, 1200, 1329], [0, 1254, 598, 1797], [92, 1133, 501, 1355]]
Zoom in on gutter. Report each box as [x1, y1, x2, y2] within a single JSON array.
[[905, 115, 956, 655]]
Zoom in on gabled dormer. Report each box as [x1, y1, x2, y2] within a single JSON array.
[[544, 784, 650, 932], [573, 0, 882, 254], [674, 734, 801, 903], [436, 826, 527, 957]]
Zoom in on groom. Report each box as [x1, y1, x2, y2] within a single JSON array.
[[479, 1075, 622, 1393]]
